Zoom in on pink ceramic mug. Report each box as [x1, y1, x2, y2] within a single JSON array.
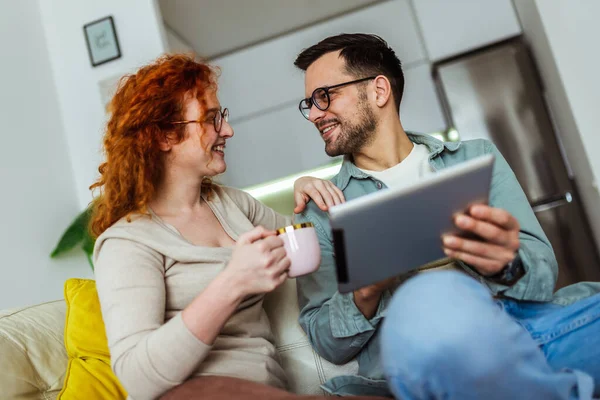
[[276, 222, 321, 278]]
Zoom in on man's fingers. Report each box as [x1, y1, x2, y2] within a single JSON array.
[[443, 248, 507, 276], [356, 276, 397, 299], [469, 205, 520, 231], [454, 214, 519, 249], [366, 276, 397, 292], [448, 206, 520, 277], [442, 235, 516, 266]]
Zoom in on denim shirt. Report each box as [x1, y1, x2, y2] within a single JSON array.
[[294, 133, 600, 397]]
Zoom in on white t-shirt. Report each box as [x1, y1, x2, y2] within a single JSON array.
[[358, 143, 459, 282], [358, 143, 434, 189]]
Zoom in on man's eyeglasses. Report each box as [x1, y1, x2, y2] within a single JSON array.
[[299, 76, 376, 120], [170, 108, 230, 133]]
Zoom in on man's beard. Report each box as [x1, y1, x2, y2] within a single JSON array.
[[324, 95, 378, 157]]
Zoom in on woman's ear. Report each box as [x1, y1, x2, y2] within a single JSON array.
[[374, 75, 392, 108], [158, 132, 174, 152]]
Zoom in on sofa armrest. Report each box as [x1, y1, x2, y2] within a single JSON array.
[[0, 300, 68, 400]]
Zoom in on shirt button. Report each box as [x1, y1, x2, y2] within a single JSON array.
[[376, 181, 383, 189]]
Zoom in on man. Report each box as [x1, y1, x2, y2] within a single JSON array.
[[292, 33, 600, 399]]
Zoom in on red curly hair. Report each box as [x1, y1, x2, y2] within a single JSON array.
[[90, 54, 218, 237]]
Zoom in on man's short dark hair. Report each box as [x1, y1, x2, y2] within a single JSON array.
[[294, 33, 404, 112]]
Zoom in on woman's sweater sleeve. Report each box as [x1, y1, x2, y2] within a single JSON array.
[[94, 238, 211, 400]]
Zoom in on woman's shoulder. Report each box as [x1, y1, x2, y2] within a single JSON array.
[[94, 212, 167, 256], [100, 212, 155, 238], [210, 184, 257, 209]]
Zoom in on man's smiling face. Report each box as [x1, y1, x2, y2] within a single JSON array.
[[304, 51, 378, 157]]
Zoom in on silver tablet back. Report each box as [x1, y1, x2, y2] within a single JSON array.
[[329, 154, 494, 293]]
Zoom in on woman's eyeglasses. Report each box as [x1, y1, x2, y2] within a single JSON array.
[[171, 108, 230, 132]]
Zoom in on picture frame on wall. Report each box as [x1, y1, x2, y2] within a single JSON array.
[[83, 16, 121, 67]]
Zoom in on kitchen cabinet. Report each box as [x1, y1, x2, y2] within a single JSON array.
[[411, 0, 521, 61]]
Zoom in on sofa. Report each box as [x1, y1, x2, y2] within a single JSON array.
[[0, 278, 359, 399]]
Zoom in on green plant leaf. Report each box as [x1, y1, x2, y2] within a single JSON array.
[[82, 230, 96, 271], [50, 208, 92, 258], [81, 233, 95, 255], [84, 247, 95, 271]]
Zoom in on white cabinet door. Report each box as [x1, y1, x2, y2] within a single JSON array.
[[218, 105, 336, 188], [214, 0, 426, 123], [401, 63, 446, 134], [412, 0, 521, 61]]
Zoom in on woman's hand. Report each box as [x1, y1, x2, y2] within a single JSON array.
[[293, 176, 345, 214], [182, 226, 289, 346], [224, 226, 291, 298]]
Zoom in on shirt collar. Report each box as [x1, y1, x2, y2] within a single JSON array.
[[335, 132, 461, 191]]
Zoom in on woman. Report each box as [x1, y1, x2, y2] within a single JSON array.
[[91, 54, 384, 400]]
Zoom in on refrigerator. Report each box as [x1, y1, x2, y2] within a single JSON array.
[[432, 37, 600, 289]]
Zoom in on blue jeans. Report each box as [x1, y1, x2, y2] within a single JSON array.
[[380, 271, 600, 399]]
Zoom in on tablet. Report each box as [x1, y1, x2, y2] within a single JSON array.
[[328, 154, 495, 293]]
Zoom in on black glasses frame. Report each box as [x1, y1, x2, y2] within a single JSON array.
[[170, 107, 230, 133], [299, 76, 376, 120]]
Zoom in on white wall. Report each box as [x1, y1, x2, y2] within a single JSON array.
[[513, 0, 600, 251], [39, 0, 167, 210], [165, 25, 194, 54], [0, 1, 92, 309], [0, 0, 168, 309], [534, 1, 600, 186]]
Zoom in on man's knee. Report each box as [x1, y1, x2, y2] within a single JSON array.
[[380, 271, 501, 376]]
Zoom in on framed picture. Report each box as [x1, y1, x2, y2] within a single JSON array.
[[83, 16, 121, 67]]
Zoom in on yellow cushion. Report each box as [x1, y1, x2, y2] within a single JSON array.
[[58, 278, 127, 400]]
